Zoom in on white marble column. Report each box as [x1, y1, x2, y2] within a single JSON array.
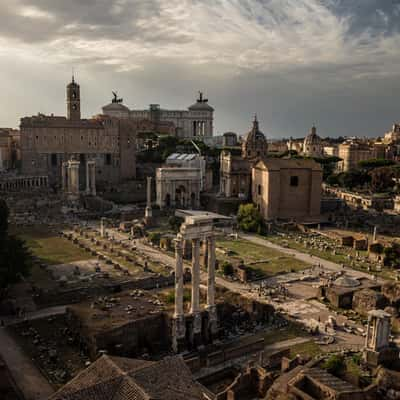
[[68, 160, 80, 195], [207, 236, 216, 309], [172, 235, 186, 353], [62, 162, 67, 192], [207, 235, 218, 335], [90, 162, 96, 196], [174, 238, 184, 318], [145, 176, 152, 218], [190, 238, 200, 315], [100, 217, 106, 238], [85, 161, 90, 194]]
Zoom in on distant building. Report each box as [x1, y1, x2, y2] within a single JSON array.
[[337, 140, 376, 172], [102, 91, 214, 140], [20, 77, 137, 189], [0, 128, 19, 170], [220, 117, 268, 199], [303, 126, 324, 157], [384, 123, 400, 144], [252, 158, 322, 221], [165, 152, 211, 191], [323, 145, 338, 157]]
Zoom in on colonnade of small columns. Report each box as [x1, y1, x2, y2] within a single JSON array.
[[0, 175, 48, 191]]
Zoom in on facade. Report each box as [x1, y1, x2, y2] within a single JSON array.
[[336, 138, 393, 172], [384, 123, 400, 144], [20, 78, 137, 189], [0, 128, 20, 170], [303, 126, 324, 157], [252, 158, 322, 221], [156, 167, 201, 209], [165, 153, 212, 191], [102, 92, 214, 139], [220, 117, 268, 199]]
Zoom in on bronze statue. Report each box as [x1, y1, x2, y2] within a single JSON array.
[[112, 91, 123, 103]]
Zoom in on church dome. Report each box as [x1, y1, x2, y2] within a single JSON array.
[[188, 92, 214, 111], [304, 126, 322, 146], [242, 115, 268, 159]]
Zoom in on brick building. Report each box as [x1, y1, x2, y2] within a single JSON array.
[[252, 158, 322, 221], [20, 77, 137, 189]]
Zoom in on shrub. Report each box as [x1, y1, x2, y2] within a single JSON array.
[[323, 354, 345, 376], [222, 261, 234, 276], [147, 232, 161, 245]]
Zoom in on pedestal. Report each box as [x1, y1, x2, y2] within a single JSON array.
[[172, 315, 186, 353]]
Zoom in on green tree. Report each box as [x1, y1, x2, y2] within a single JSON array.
[[0, 200, 32, 298], [358, 158, 395, 170], [237, 204, 264, 233]]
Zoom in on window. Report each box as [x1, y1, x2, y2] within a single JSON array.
[[105, 154, 112, 165], [258, 185, 262, 195], [290, 176, 299, 186], [51, 153, 57, 166]]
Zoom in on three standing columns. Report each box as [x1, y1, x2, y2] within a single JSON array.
[[172, 233, 218, 352]]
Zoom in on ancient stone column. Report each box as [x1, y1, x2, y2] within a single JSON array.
[[100, 217, 106, 238], [62, 162, 67, 192], [207, 235, 218, 336], [85, 161, 90, 195], [68, 160, 80, 195], [172, 236, 186, 353], [207, 236, 216, 308], [145, 176, 152, 219], [90, 162, 96, 196], [190, 238, 200, 315], [190, 238, 202, 341], [174, 238, 184, 318]]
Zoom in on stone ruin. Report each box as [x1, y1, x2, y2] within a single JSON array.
[[172, 214, 218, 352]]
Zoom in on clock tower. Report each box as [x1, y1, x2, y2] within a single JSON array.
[[66, 76, 81, 120]]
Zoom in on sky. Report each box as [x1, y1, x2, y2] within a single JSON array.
[[1, 0, 400, 138]]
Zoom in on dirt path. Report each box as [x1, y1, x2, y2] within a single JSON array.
[[0, 327, 54, 400]]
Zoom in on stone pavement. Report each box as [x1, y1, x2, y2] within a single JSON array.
[[0, 327, 54, 400]]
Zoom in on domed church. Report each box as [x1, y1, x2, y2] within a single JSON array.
[[303, 126, 324, 157]]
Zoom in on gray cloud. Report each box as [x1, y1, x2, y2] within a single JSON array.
[[0, 0, 400, 138]]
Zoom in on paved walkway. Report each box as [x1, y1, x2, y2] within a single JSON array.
[[263, 337, 310, 353], [0, 328, 54, 400], [3, 305, 67, 326]]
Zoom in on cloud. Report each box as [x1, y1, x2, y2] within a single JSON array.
[[0, 0, 399, 79], [0, 0, 400, 137]]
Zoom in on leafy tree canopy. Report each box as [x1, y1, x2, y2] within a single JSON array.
[[237, 203, 264, 233]]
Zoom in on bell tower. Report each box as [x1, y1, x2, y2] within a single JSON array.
[[66, 76, 81, 120]]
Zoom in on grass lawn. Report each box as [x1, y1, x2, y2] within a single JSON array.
[[12, 226, 91, 265], [289, 341, 322, 358], [263, 323, 309, 346], [217, 238, 309, 276], [266, 233, 396, 279]]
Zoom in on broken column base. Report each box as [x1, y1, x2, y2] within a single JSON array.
[[144, 207, 153, 226], [363, 347, 400, 367], [206, 306, 218, 340], [190, 312, 203, 348], [172, 315, 186, 353]]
